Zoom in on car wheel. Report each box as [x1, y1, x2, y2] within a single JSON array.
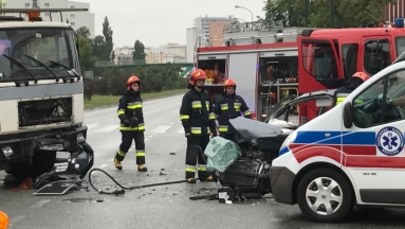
[[297, 168, 354, 222]]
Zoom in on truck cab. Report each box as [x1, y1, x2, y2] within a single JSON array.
[[0, 9, 93, 183], [270, 53, 405, 222]]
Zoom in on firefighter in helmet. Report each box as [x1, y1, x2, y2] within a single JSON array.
[[214, 78, 252, 139], [114, 75, 147, 172], [180, 68, 217, 183], [335, 71, 370, 104]]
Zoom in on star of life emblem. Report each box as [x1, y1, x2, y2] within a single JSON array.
[[376, 127, 404, 156]]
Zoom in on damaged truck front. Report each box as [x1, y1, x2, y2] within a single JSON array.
[[0, 14, 93, 182]]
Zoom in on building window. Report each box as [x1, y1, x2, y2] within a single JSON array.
[[44, 12, 50, 17], [25, 3, 30, 7], [45, 3, 50, 7], [70, 13, 75, 18], [33, 0, 37, 7], [70, 5, 74, 9], [70, 22, 75, 26]]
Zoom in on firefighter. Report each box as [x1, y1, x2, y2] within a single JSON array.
[[335, 71, 370, 104], [214, 78, 252, 139], [180, 69, 217, 183], [113, 75, 147, 172]]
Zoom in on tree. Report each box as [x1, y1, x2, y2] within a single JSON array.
[[75, 27, 94, 70], [92, 35, 107, 61], [132, 40, 146, 65], [102, 17, 114, 62], [264, 0, 396, 28]]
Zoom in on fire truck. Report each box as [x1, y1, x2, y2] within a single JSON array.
[[197, 20, 405, 123], [196, 42, 299, 121], [0, 8, 93, 184], [298, 22, 405, 123]]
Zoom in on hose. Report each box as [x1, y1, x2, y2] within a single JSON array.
[[88, 168, 189, 195]]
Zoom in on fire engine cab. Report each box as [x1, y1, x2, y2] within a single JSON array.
[[196, 42, 298, 121], [298, 22, 405, 123], [270, 52, 405, 222]]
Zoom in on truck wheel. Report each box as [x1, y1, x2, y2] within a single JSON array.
[[297, 168, 354, 222]]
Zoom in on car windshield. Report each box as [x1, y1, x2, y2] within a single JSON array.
[[0, 28, 79, 82]]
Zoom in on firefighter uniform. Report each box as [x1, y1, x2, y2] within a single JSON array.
[[180, 70, 217, 182], [114, 75, 147, 171], [214, 79, 251, 139]]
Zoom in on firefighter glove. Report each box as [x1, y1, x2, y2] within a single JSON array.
[[122, 118, 130, 126]]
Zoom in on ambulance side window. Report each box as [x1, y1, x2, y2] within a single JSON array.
[[352, 69, 405, 128]]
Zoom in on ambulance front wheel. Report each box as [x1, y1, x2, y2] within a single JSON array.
[[297, 168, 354, 222]]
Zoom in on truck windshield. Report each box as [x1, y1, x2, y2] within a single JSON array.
[[0, 28, 78, 82]]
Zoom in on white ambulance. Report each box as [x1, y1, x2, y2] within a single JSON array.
[[270, 53, 405, 222]]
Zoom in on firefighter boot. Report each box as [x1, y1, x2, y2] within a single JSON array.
[[187, 178, 197, 183], [114, 157, 123, 170], [137, 164, 147, 172], [205, 175, 217, 182]]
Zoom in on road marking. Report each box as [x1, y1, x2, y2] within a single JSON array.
[[98, 125, 118, 133], [151, 125, 171, 134], [10, 215, 26, 225], [30, 199, 50, 209]]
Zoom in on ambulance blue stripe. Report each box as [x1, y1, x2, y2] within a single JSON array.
[[295, 131, 375, 145], [342, 132, 375, 144], [279, 146, 289, 156]]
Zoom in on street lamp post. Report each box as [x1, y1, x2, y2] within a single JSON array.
[[235, 5, 253, 24]]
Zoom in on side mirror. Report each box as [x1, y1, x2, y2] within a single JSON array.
[[343, 102, 353, 128]]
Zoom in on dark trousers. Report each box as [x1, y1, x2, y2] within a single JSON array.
[[185, 135, 210, 180], [115, 131, 145, 165]]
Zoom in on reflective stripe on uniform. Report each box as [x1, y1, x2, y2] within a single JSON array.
[[198, 165, 207, 171], [243, 111, 251, 117], [208, 112, 216, 120], [117, 149, 126, 157], [180, 114, 190, 120], [117, 109, 125, 115], [127, 102, 143, 110], [138, 123, 145, 131], [336, 96, 346, 104], [220, 103, 229, 111], [192, 101, 202, 109], [218, 125, 228, 133], [136, 150, 145, 157], [185, 167, 196, 172], [234, 102, 241, 111], [191, 127, 202, 134], [205, 101, 209, 110]]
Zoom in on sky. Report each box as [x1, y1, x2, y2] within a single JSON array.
[[77, 0, 267, 48]]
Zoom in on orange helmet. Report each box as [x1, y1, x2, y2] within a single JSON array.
[[189, 69, 206, 85], [224, 78, 236, 87], [352, 72, 369, 82], [127, 75, 140, 88]]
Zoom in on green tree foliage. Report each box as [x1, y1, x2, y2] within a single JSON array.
[[75, 27, 94, 70], [102, 16, 114, 61], [132, 40, 146, 64], [86, 65, 187, 96], [92, 35, 107, 61], [264, 0, 396, 27]]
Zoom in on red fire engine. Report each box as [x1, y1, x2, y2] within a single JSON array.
[[299, 23, 405, 122], [196, 42, 298, 121], [196, 19, 405, 122]]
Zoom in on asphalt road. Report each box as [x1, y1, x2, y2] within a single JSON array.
[[1, 94, 405, 229]]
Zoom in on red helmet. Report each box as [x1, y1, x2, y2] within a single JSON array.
[[127, 75, 140, 88], [224, 78, 236, 87], [352, 72, 369, 82], [189, 69, 206, 85]]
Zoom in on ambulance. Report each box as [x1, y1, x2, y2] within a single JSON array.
[[270, 53, 405, 222]]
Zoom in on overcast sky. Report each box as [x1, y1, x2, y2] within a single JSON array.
[[78, 0, 266, 48]]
